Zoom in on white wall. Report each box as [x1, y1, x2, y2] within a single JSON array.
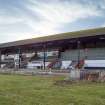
[[61, 61, 72, 69], [84, 60, 105, 67]]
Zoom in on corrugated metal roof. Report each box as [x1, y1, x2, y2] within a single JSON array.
[[0, 27, 105, 48]]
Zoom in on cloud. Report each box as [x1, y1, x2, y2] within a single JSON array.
[[0, 0, 105, 43], [101, 23, 105, 27], [25, 0, 103, 34], [0, 16, 23, 25]]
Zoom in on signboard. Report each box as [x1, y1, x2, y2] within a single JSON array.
[[37, 50, 59, 58]]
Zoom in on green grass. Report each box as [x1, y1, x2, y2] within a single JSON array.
[[0, 75, 105, 105]]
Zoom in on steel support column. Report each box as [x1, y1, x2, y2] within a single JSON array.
[[77, 41, 80, 69], [43, 44, 46, 70], [18, 48, 22, 69], [0, 50, 1, 68]]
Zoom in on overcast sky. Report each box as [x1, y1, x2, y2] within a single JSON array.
[[0, 0, 105, 43]]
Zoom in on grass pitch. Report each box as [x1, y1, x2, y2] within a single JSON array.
[[0, 74, 105, 105]]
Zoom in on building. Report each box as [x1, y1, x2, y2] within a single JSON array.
[[0, 27, 105, 70]]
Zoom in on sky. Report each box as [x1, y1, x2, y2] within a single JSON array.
[[0, 0, 105, 43]]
